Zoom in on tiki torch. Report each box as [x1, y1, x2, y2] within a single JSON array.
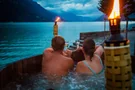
[[53, 17, 60, 36], [104, 0, 132, 90], [106, 0, 124, 42]]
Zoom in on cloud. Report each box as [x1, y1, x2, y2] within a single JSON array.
[[78, 11, 103, 17], [33, 0, 101, 18], [45, 7, 57, 10], [33, 0, 99, 10], [61, 3, 92, 11]]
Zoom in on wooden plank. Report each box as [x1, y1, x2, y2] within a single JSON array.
[[106, 73, 130, 81], [131, 56, 135, 73], [0, 54, 42, 89]]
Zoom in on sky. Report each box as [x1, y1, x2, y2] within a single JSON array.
[[33, 0, 103, 18]]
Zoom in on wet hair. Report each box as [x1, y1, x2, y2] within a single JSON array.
[[51, 36, 65, 51], [71, 49, 85, 64], [83, 38, 95, 61]]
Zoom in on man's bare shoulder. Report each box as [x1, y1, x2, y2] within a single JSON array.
[[64, 56, 74, 70], [44, 48, 53, 53], [43, 48, 53, 55], [63, 56, 74, 64], [43, 48, 54, 59]]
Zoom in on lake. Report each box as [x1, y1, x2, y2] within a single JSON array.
[[0, 21, 135, 69]]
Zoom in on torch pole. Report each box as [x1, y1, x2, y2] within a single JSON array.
[[126, 17, 128, 40], [104, 15, 106, 40], [104, 18, 132, 90], [53, 21, 58, 36]]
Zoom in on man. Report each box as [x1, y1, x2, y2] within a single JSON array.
[[42, 36, 74, 81]]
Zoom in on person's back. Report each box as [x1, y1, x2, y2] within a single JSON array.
[[75, 38, 104, 76], [42, 36, 74, 81], [42, 50, 73, 79]]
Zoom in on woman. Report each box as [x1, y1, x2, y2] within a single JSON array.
[[75, 38, 104, 75]]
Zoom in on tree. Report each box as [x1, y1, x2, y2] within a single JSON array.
[[97, 0, 112, 16], [97, 0, 135, 17], [123, 0, 135, 17]]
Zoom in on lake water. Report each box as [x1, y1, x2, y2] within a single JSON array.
[[0, 22, 135, 68]]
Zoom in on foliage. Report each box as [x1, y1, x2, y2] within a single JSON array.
[[97, 0, 135, 17]]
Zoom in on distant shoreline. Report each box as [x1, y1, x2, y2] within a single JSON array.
[[0, 20, 135, 23]]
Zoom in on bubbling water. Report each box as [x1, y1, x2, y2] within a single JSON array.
[[4, 71, 135, 90], [14, 71, 106, 90]]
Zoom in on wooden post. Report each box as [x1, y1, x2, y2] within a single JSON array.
[[126, 18, 128, 40], [134, 41, 135, 56]]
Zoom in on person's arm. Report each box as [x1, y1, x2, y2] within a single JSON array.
[[94, 45, 104, 57], [75, 62, 84, 73], [43, 47, 54, 60], [63, 49, 72, 57], [44, 47, 54, 53], [67, 58, 74, 71]]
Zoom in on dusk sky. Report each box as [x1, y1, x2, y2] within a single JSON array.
[[33, 0, 103, 18]]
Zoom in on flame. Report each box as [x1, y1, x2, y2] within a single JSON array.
[[55, 17, 60, 22], [109, 0, 120, 19]]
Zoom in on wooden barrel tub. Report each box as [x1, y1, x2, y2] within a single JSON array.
[[0, 54, 135, 89], [0, 55, 42, 89]]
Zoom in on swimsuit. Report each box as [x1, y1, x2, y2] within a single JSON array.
[[83, 54, 104, 75]]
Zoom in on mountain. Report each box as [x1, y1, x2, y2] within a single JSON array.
[[0, 0, 58, 22], [128, 13, 135, 20], [0, 0, 98, 22], [95, 14, 128, 21], [57, 11, 94, 22], [95, 15, 105, 21]]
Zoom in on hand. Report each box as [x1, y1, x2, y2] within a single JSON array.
[[63, 49, 72, 57], [76, 47, 82, 51], [95, 45, 100, 50]]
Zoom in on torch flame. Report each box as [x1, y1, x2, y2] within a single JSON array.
[[55, 17, 60, 22], [109, 0, 120, 19]]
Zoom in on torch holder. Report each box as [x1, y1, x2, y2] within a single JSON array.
[[53, 22, 58, 36], [104, 39, 132, 90], [104, 17, 132, 89], [109, 18, 120, 35]]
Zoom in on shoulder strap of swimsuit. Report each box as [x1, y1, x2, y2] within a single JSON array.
[[94, 54, 104, 67], [83, 61, 96, 75]]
